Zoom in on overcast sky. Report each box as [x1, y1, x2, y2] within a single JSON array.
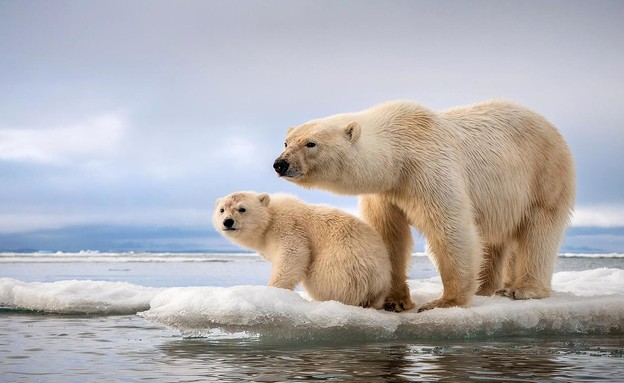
[[1, 0, 623, 251]]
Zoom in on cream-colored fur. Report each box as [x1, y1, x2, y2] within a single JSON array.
[[212, 191, 392, 309], [274, 100, 575, 312]]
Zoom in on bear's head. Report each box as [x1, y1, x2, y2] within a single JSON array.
[[213, 192, 271, 245], [273, 118, 362, 193]]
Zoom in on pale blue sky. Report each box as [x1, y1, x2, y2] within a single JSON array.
[[1, 0, 623, 251]]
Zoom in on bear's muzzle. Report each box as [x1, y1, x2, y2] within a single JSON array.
[[273, 158, 290, 176]]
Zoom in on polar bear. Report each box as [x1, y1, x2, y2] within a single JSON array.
[[212, 191, 392, 309], [273, 100, 575, 312]]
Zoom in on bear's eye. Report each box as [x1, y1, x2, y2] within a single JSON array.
[[219, 208, 224, 213], [238, 207, 246, 213], [305, 142, 316, 148], [284, 142, 288, 148]]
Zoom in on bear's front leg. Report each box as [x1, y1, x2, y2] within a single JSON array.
[[268, 245, 310, 291], [360, 195, 414, 312], [416, 199, 482, 312]]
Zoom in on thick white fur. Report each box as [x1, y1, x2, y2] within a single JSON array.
[[213, 192, 392, 309], [276, 100, 576, 312]]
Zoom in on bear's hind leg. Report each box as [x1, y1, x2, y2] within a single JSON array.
[[499, 208, 565, 300], [360, 195, 414, 312], [476, 244, 510, 296]]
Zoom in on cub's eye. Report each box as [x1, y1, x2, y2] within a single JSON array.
[[238, 207, 246, 213], [219, 208, 224, 213], [284, 142, 288, 148], [305, 142, 316, 148]]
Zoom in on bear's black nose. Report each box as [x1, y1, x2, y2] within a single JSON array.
[[223, 218, 235, 229], [273, 158, 290, 176]]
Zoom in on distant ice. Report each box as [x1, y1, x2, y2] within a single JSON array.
[[0, 251, 249, 263], [2, 269, 623, 340], [1, 251, 623, 263], [558, 252, 624, 258]]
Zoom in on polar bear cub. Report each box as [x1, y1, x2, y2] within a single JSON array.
[[213, 191, 392, 309]]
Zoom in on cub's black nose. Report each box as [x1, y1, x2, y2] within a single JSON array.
[[273, 158, 290, 176], [223, 218, 235, 228]]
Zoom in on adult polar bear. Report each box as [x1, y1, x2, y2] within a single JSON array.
[[273, 100, 575, 312]]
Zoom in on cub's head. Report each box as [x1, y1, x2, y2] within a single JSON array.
[[213, 192, 271, 244], [273, 118, 361, 191]]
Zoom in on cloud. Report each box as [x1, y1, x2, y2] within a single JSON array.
[[572, 205, 624, 228], [0, 1, 622, 251], [0, 114, 124, 164], [212, 134, 270, 171], [0, 207, 210, 234]]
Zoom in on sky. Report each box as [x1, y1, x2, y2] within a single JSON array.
[[0, 0, 623, 252]]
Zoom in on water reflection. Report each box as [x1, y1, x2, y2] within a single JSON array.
[[2, 313, 622, 383], [156, 337, 624, 382]]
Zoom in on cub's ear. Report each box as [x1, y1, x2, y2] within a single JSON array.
[[287, 126, 296, 135], [214, 197, 222, 207], [258, 193, 271, 206], [344, 121, 361, 143]]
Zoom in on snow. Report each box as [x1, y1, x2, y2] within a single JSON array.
[[0, 278, 158, 315], [141, 268, 624, 340], [1, 269, 623, 340]]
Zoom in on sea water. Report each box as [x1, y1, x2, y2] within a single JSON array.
[[1, 252, 623, 382]]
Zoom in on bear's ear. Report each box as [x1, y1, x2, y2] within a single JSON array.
[[214, 197, 222, 207], [258, 193, 270, 206], [344, 121, 361, 143], [287, 126, 296, 135]]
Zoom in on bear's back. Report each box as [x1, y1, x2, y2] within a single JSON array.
[[441, 100, 575, 241]]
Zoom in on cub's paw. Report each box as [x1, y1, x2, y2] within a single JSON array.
[[382, 296, 414, 312]]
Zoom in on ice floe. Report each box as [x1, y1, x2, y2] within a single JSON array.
[[0, 278, 158, 314], [2, 269, 623, 340], [140, 268, 624, 340]]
